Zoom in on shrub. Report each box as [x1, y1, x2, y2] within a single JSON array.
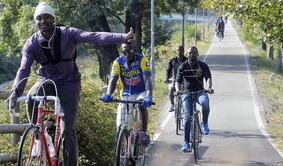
[[77, 82, 117, 166]]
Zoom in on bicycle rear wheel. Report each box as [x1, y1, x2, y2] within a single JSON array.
[[18, 125, 47, 166], [116, 127, 129, 166]]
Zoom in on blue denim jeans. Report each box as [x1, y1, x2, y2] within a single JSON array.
[[182, 91, 210, 144]]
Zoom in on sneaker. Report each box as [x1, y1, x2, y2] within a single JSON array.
[[141, 132, 150, 146], [167, 104, 174, 112], [202, 123, 210, 135], [181, 142, 191, 153]]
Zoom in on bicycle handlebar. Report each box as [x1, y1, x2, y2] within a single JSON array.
[[101, 98, 156, 105], [8, 96, 64, 117], [175, 89, 214, 96]]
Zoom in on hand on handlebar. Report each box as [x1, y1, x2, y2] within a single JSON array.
[[142, 96, 153, 108], [174, 90, 182, 96], [6, 90, 17, 109], [206, 88, 214, 94], [101, 93, 114, 102]]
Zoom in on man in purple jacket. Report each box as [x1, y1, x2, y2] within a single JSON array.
[[7, 2, 135, 165]]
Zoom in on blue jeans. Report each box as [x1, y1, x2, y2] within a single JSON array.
[[182, 91, 210, 144]]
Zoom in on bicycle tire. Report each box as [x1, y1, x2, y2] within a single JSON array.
[[18, 125, 46, 166], [175, 103, 180, 135], [56, 137, 64, 166], [193, 114, 200, 164], [133, 133, 146, 166], [116, 127, 129, 166], [179, 102, 184, 131], [175, 97, 183, 135]]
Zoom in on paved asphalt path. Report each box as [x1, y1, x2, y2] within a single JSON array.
[[145, 21, 283, 166]]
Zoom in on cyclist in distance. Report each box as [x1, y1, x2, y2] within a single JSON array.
[[6, 2, 135, 166], [214, 16, 220, 36], [175, 46, 214, 152], [101, 43, 154, 147], [216, 16, 225, 39], [164, 46, 187, 112]]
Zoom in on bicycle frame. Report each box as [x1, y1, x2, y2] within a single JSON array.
[[10, 96, 64, 166]]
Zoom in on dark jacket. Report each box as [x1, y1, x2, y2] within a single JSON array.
[[176, 60, 211, 92], [165, 57, 188, 81]]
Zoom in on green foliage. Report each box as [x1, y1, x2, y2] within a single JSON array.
[[0, 55, 21, 84], [143, 20, 175, 50], [186, 24, 201, 41], [242, 28, 260, 45], [77, 82, 117, 165]]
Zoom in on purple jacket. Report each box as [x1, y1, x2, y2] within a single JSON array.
[[14, 26, 127, 96]]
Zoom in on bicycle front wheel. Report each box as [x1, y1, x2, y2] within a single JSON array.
[[179, 102, 184, 131], [175, 103, 180, 135], [192, 115, 200, 164], [133, 133, 146, 166], [116, 127, 129, 166], [56, 137, 64, 166], [18, 125, 44, 166]]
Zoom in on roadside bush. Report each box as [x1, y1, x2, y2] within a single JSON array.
[[186, 24, 202, 42], [77, 81, 117, 166], [242, 28, 259, 45]]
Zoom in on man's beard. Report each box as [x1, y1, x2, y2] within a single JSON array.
[[188, 55, 197, 61]]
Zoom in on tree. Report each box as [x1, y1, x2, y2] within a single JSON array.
[[1, 0, 199, 80]]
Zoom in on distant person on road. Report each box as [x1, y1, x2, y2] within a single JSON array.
[[224, 15, 228, 24], [175, 46, 214, 152], [164, 46, 187, 112], [214, 16, 220, 36], [6, 2, 135, 166], [216, 16, 225, 38], [101, 42, 154, 147]]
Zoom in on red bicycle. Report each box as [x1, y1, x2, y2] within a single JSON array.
[[8, 94, 64, 166]]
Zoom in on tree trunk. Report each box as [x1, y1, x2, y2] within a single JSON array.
[[277, 44, 282, 74], [268, 44, 274, 60], [261, 40, 266, 51], [125, 2, 143, 53], [88, 15, 119, 83]]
